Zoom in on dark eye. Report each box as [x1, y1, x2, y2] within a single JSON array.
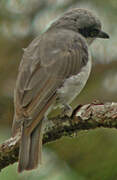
[[90, 29, 100, 37], [79, 27, 100, 38]]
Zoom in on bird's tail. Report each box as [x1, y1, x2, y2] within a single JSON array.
[[18, 119, 43, 173]]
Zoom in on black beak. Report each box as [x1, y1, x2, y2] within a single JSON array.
[[98, 30, 109, 39]]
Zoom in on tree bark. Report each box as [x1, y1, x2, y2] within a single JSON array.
[[0, 101, 117, 171]]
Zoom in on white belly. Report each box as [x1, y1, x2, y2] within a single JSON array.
[[56, 56, 92, 106]]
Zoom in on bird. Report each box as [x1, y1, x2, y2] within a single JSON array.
[[12, 8, 109, 172]]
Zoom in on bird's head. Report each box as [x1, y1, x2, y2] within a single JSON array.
[[50, 8, 109, 45]]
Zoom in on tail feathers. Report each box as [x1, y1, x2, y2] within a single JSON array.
[[18, 127, 31, 172], [18, 120, 43, 173], [26, 120, 43, 170]]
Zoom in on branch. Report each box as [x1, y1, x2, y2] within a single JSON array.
[[0, 101, 117, 171]]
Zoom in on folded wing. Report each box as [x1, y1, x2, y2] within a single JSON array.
[[12, 29, 88, 135]]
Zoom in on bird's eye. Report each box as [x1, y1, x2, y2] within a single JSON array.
[[79, 27, 100, 38], [90, 29, 99, 37]]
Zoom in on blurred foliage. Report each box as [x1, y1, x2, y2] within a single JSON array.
[[0, 0, 117, 179]]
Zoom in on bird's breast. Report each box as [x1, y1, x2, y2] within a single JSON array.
[[56, 57, 92, 105]]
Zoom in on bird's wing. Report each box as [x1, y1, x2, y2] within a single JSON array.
[[13, 30, 88, 135]]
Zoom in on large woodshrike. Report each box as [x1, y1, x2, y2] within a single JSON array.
[[12, 8, 109, 172]]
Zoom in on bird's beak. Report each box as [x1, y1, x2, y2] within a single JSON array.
[[98, 30, 109, 39]]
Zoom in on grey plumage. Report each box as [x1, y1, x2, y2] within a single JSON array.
[[12, 8, 109, 172]]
